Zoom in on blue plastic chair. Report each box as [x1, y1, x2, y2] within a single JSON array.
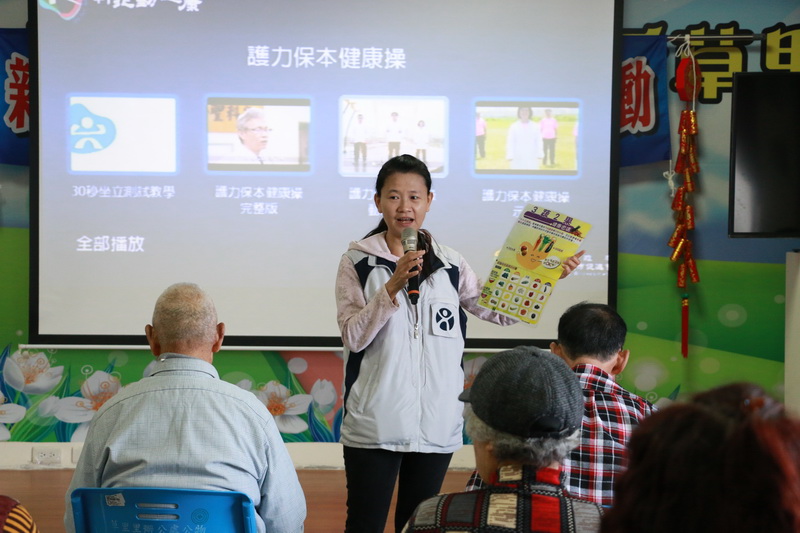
[[71, 487, 257, 533]]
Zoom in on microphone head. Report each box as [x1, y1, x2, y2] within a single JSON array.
[[401, 227, 418, 253]]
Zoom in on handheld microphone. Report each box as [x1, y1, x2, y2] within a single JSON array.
[[401, 227, 420, 305]]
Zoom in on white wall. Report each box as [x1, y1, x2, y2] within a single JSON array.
[[0, 441, 476, 470]]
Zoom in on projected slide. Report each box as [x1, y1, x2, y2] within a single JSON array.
[[207, 97, 311, 172], [32, 0, 619, 347]]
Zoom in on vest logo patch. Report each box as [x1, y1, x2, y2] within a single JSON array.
[[435, 306, 456, 333]]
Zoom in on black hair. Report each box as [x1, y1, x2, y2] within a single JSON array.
[[556, 302, 626, 362], [365, 154, 437, 279], [517, 106, 533, 119]]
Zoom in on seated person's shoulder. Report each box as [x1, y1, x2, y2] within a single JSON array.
[[569, 496, 604, 530], [0, 496, 39, 533], [602, 383, 656, 415], [405, 492, 467, 530], [620, 386, 657, 415]]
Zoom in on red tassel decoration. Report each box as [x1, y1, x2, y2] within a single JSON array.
[[681, 295, 689, 358]]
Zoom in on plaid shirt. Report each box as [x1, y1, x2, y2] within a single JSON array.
[[561, 364, 655, 506], [406, 465, 602, 532], [466, 364, 655, 507]]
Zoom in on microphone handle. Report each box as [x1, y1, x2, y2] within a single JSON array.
[[405, 250, 420, 305], [408, 273, 420, 305]]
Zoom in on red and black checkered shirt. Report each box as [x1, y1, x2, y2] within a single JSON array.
[[406, 465, 602, 532], [466, 364, 655, 507], [561, 364, 656, 506]]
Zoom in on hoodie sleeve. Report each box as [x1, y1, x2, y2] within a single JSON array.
[[457, 255, 518, 326], [335, 254, 399, 353]]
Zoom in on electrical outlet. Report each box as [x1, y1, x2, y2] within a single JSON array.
[[31, 446, 62, 466]]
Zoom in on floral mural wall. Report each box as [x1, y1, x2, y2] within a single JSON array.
[[0, 345, 352, 443], [0, 344, 495, 444]]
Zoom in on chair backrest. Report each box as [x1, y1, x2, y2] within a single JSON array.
[[71, 487, 257, 533]]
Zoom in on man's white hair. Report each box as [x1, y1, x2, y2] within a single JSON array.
[[152, 283, 218, 348], [236, 107, 267, 132]]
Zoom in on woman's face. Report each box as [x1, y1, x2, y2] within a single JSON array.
[[374, 172, 433, 239], [518, 107, 531, 121]]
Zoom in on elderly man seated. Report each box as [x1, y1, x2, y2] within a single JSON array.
[[64, 283, 306, 533], [403, 346, 603, 532]]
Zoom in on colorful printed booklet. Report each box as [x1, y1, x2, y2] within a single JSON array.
[[477, 204, 591, 325]]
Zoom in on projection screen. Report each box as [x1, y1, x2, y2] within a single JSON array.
[[30, 0, 621, 349]]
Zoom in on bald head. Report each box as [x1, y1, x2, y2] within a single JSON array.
[[146, 283, 224, 360]]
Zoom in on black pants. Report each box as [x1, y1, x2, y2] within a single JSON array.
[[343, 446, 453, 533]]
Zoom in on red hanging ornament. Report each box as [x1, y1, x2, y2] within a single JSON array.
[[684, 241, 699, 283], [671, 186, 685, 212], [668, 37, 702, 359], [684, 204, 695, 229], [668, 223, 686, 248], [681, 295, 690, 358], [670, 238, 686, 262], [676, 56, 702, 102]]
